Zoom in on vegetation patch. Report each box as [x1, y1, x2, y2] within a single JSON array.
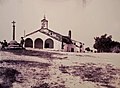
[[59, 63, 120, 88]]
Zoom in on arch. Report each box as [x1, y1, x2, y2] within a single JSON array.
[[45, 38, 54, 48], [34, 38, 43, 49], [25, 38, 33, 48]]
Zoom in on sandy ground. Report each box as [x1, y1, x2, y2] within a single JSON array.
[[0, 48, 120, 88]]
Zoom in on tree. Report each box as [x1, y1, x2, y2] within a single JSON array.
[[110, 41, 120, 53], [93, 34, 120, 53]]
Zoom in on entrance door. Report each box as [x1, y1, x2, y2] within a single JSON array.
[[34, 38, 43, 49], [44, 38, 54, 48], [71, 48, 74, 52], [45, 43, 49, 48]]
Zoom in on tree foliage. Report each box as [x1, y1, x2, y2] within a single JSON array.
[[93, 34, 120, 53]]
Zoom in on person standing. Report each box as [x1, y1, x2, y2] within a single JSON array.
[[20, 37, 25, 48], [3, 40, 8, 47]]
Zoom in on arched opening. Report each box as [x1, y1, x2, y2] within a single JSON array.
[[34, 38, 43, 49], [45, 38, 54, 48], [25, 38, 33, 48]]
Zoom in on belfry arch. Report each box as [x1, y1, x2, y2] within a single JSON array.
[[34, 38, 43, 49], [45, 38, 54, 48], [25, 38, 33, 48]]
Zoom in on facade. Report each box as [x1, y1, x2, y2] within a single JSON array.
[[24, 16, 62, 50], [24, 16, 84, 52], [24, 31, 62, 50]]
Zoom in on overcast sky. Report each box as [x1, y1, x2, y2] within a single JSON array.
[[0, 0, 120, 48]]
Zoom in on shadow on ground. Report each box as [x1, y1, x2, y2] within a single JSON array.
[[0, 60, 51, 68], [1, 49, 65, 59], [0, 67, 20, 88], [0, 60, 51, 88], [0, 60, 66, 88]]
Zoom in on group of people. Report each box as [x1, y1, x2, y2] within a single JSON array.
[[0, 40, 8, 50], [0, 37, 25, 50]]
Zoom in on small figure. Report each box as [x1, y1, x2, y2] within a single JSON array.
[[3, 40, 8, 47], [20, 37, 25, 48]]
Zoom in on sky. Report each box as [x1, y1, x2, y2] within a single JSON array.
[[0, 0, 120, 48]]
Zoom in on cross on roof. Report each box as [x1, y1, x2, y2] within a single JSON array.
[[12, 21, 16, 25]]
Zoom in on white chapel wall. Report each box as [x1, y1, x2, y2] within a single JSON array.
[[25, 31, 62, 50]]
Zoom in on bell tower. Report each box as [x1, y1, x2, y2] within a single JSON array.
[[41, 15, 48, 29]]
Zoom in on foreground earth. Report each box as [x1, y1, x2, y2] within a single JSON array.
[[0, 48, 120, 88]]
